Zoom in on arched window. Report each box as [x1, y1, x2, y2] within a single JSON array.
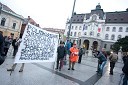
[[105, 34, 109, 40], [72, 26, 74, 29], [111, 34, 115, 40], [79, 26, 82, 30], [70, 32, 73, 36], [97, 33, 100, 37], [119, 27, 123, 32], [126, 27, 128, 32], [90, 31, 94, 36], [1, 18, 6, 26], [84, 32, 87, 35], [75, 26, 77, 30], [112, 27, 116, 32], [74, 32, 76, 36], [106, 27, 110, 31], [117, 35, 122, 40], [78, 32, 81, 37]]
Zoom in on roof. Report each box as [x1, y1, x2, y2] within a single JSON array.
[[0, 2, 24, 19], [0, 2, 16, 14], [68, 14, 85, 23], [105, 11, 128, 23]]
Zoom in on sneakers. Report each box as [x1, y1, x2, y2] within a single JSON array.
[[68, 68, 70, 70], [72, 68, 75, 70], [19, 69, 23, 72], [7, 69, 14, 71]]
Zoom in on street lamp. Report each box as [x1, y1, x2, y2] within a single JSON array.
[[67, 0, 76, 40]]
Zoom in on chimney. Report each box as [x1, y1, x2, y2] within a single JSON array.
[[28, 16, 30, 19]]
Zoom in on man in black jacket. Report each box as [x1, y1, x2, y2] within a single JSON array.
[[0, 31, 4, 65], [122, 54, 128, 85], [56, 41, 66, 71]]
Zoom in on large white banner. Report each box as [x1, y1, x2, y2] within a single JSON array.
[[14, 23, 59, 63]]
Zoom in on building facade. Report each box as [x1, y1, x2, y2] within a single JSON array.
[[42, 28, 65, 41], [64, 4, 128, 51], [0, 3, 24, 39]]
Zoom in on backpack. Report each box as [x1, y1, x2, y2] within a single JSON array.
[[110, 54, 118, 62]]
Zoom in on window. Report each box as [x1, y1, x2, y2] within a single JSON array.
[[70, 32, 73, 36], [106, 27, 110, 31], [112, 27, 116, 32], [117, 35, 122, 40], [110, 45, 113, 49], [92, 15, 97, 21], [105, 34, 109, 40], [104, 44, 107, 48], [126, 27, 128, 32], [97, 33, 100, 37], [90, 31, 94, 36], [12, 23, 16, 29], [68, 26, 70, 29], [74, 32, 76, 36], [1, 18, 6, 26], [75, 26, 77, 30], [79, 26, 82, 30], [111, 34, 115, 40], [85, 26, 88, 30], [72, 26, 74, 29], [84, 32, 87, 35], [119, 27, 123, 32], [78, 32, 81, 37]]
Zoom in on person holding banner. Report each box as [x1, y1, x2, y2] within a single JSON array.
[[7, 34, 24, 72], [56, 41, 66, 71], [68, 43, 79, 70]]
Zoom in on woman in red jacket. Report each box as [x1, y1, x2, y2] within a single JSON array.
[[68, 43, 79, 70]]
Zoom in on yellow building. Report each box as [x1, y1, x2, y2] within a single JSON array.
[[0, 3, 24, 39]]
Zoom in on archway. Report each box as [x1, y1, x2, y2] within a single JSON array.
[[92, 41, 98, 50], [83, 40, 89, 50]]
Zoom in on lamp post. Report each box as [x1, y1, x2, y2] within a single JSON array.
[[67, 0, 76, 40]]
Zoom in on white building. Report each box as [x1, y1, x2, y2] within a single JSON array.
[[64, 4, 128, 51]]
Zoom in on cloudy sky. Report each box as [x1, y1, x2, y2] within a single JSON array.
[[0, 0, 128, 29]]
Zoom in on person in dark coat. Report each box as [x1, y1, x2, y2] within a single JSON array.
[[0, 31, 5, 65], [4, 36, 12, 56], [78, 47, 84, 64], [56, 41, 66, 71], [0, 32, 4, 55], [96, 51, 107, 76], [12, 37, 18, 58], [109, 51, 118, 75], [122, 54, 128, 85]]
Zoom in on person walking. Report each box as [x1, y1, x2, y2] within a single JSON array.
[[0, 31, 5, 65], [12, 37, 18, 58], [7, 34, 24, 72], [56, 41, 66, 71], [122, 54, 128, 85], [4, 36, 12, 56], [109, 51, 118, 75], [78, 47, 84, 64], [68, 43, 79, 70], [96, 51, 107, 76]]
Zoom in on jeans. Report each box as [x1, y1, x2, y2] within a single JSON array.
[[123, 74, 128, 85], [99, 61, 107, 74]]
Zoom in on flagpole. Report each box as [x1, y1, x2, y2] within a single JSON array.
[[67, 0, 76, 40]]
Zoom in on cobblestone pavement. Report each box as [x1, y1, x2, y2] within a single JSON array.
[[0, 47, 124, 85]]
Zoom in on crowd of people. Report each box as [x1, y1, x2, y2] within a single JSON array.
[[0, 31, 128, 84]]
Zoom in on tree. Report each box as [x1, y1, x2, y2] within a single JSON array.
[[112, 36, 128, 52]]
